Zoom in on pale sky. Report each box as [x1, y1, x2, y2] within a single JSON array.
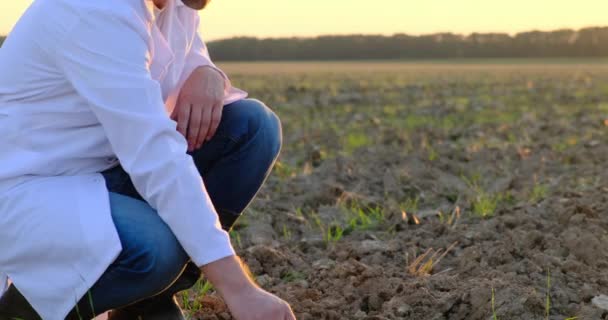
[[1, 1, 607, 41]]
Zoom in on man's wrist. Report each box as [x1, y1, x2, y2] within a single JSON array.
[[201, 255, 257, 298], [195, 65, 226, 88]]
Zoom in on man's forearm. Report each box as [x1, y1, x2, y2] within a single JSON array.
[[201, 255, 257, 298]]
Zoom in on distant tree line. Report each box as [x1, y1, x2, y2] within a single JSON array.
[[2, 27, 607, 60], [0, 36, 4, 47], [207, 27, 608, 61]]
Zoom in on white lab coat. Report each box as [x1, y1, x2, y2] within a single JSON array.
[[0, 0, 247, 319]]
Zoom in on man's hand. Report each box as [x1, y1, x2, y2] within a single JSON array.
[[225, 285, 296, 320], [172, 66, 225, 152], [202, 256, 296, 320]]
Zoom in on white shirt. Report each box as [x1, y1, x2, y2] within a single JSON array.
[[0, 0, 247, 319]]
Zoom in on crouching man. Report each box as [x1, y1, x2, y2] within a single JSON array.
[[0, 0, 295, 319]]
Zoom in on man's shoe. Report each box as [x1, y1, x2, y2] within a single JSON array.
[[0, 285, 186, 320], [0, 285, 42, 320], [108, 296, 186, 320], [108, 262, 199, 320]]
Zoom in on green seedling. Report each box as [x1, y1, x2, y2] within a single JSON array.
[[274, 161, 298, 180], [546, 269, 551, 320], [346, 204, 385, 231], [307, 210, 337, 244], [461, 172, 483, 190], [281, 271, 305, 283], [229, 230, 242, 249], [552, 136, 578, 152], [344, 132, 371, 154], [282, 224, 293, 241], [295, 207, 304, 218], [70, 291, 94, 320], [427, 146, 439, 161], [86, 291, 95, 319], [462, 171, 504, 218], [530, 178, 548, 203], [179, 291, 191, 310], [324, 224, 344, 244], [183, 286, 204, 313], [492, 287, 499, 320], [472, 192, 501, 218], [191, 278, 214, 297], [399, 197, 419, 215], [309, 211, 324, 231]]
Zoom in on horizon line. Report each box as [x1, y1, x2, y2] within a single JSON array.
[[202, 24, 607, 42], [2, 25, 606, 41]]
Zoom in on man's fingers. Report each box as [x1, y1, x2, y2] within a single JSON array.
[[187, 103, 203, 151], [176, 101, 191, 138], [207, 102, 223, 141], [197, 104, 213, 148]]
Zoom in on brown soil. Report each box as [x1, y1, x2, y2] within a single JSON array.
[[186, 64, 608, 320]]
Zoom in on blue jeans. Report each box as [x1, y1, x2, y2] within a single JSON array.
[[68, 99, 282, 318]]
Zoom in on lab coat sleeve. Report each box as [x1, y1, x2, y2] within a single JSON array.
[[54, 10, 235, 267], [181, 13, 235, 94]]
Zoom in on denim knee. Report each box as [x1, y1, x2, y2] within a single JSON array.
[[122, 238, 187, 294], [234, 99, 283, 160], [263, 105, 283, 160], [147, 236, 187, 290]]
